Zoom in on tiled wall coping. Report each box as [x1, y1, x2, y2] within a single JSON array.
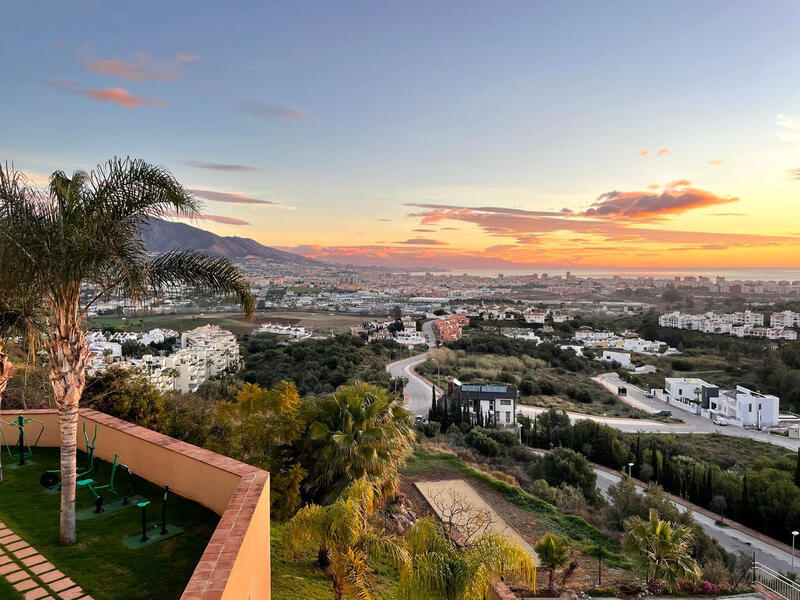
[[0, 408, 270, 600]]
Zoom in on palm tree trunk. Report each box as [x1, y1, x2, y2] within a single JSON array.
[[47, 320, 90, 546], [317, 546, 331, 568], [0, 345, 16, 484], [332, 576, 343, 600]]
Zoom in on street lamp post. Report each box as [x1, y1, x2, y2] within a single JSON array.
[[792, 530, 799, 572], [628, 462, 634, 476]]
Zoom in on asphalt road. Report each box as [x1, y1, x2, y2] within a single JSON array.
[[392, 352, 800, 573], [597, 373, 800, 451], [593, 468, 797, 574]]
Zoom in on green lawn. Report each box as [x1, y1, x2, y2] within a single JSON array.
[[0, 576, 22, 599], [271, 521, 400, 600], [0, 448, 218, 600]]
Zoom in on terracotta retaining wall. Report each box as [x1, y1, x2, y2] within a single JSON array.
[[0, 409, 270, 600]]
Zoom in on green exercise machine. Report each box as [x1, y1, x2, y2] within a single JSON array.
[[75, 453, 138, 513], [0, 414, 45, 467], [40, 423, 98, 489]]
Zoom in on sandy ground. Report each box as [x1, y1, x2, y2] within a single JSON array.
[[415, 478, 539, 562]]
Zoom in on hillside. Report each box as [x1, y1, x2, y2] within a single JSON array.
[[141, 219, 319, 265]]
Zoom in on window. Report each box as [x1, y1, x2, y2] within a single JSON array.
[[748, 404, 752, 413], [500, 399, 511, 406], [505, 411, 511, 423]]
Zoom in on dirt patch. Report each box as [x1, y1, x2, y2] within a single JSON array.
[[400, 467, 627, 593]]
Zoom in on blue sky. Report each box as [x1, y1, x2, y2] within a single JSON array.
[[3, 1, 800, 268]]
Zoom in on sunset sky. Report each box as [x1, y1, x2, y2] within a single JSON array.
[[3, 1, 800, 270]]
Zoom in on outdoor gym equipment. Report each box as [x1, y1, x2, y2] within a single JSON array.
[[137, 486, 171, 542], [75, 453, 138, 513], [0, 414, 45, 466], [40, 423, 98, 489]]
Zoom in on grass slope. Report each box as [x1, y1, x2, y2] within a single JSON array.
[[0, 448, 218, 600], [405, 446, 628, 567]]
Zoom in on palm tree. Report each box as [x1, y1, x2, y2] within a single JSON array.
[[286, 479, 410, 600], [0, 167, 47, 482], [401, 516, 537, 600], [622, 509, 701, 592], [302, 382, 414, 505], [534, 533, 570, 595], [0, 158, 254, 544]]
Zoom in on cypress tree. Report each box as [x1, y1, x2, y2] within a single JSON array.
[[795, 449, 800, 487], [635, 434, 642, 477], [651, 447, 659, 482], [740, 474, 749, 521]]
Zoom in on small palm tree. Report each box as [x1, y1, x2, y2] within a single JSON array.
[[401, 516, 537, 600], [286, 479, 410, 600], [0, 158, 254, 544], [302, 382, 414, 505], [622, 509, 701, 592], [534, 533, 570, 595]]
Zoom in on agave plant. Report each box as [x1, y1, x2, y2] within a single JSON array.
[[0, 158, 254, 544]]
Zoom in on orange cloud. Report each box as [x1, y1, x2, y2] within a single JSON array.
[[708, 159, 725, 166], [83, 52, 201, 82], [584, 187, 734, 220], [638, 150, 650, 157], [657, 147, 671, 155], [80, 87, 167, 109]]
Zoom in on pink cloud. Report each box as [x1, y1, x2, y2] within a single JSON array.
[[638, 150, 650, 157], [163, 210, 249, 225], [43, 80, 166, 109], [657, 147, 671, 155], [395, 238, 448, 245], [188, 188, 273, 204], [83, 52, 201, 82], [80, 87, 167, 109], [584, 187, 734, 220]]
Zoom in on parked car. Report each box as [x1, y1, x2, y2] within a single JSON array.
[[643, 391, 654, 399], [654, 410, 672, 417], [713, 417, 728, 426], [415, 415, 426, 424], [617, 386, 627, 396]]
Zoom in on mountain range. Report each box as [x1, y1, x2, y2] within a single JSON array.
[[141, 219, 319, 265]]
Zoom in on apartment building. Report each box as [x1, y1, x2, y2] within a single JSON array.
[[659, 310, 796, 340], [771, 311, 800, 328], [448, 379, 518, 427], [432, 314, 470, 342], [181, 324, 240, 377]]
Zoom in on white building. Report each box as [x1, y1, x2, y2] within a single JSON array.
[[602, 350, 632, 368], [708, 386, 780, 428], [252, 323, 312, 340], [182, 325, 240, 377], [663, 377, 719, 414]]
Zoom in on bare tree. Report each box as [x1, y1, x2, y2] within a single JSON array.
[[429, 488, 501, 544]]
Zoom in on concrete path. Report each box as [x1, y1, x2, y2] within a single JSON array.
[[0, 521, 93, 600]]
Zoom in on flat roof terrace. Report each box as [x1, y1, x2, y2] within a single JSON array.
[[0, 409, 270, 600]]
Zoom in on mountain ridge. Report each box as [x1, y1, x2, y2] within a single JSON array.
[[141, 219, 319, 265]]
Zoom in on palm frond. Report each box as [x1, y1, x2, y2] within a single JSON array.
[[147, 250, 254, 318]]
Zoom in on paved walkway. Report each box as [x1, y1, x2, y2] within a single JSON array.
[[0, 521, 92, 600]]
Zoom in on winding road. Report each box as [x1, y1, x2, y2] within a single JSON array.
[[388, 347, 800, 574]]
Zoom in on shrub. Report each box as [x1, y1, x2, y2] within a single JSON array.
[[465, 430, 500, 457]]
